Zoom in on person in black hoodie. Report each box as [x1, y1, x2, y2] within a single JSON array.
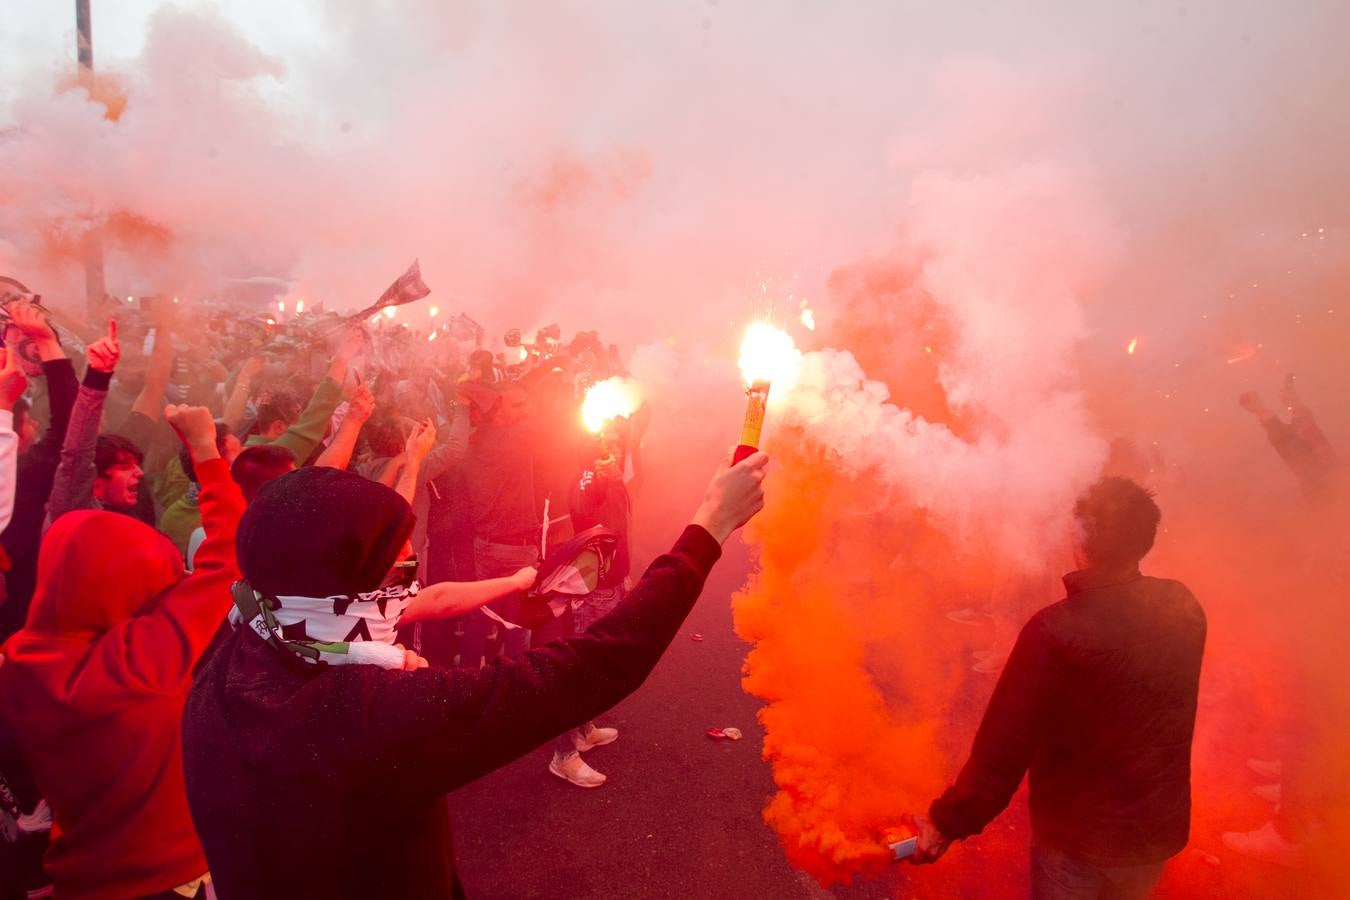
[[0, 300, 77, 639], [183, 450, 768, 899], [913, 477, 1206, 900]]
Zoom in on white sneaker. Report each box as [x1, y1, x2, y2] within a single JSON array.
[[549, 752, 607, 788], [1253, 783, 1282, 805], [1247, 758, 1283, 779], [1222, 820, 1301, 868], [574, 724, 618, 752]]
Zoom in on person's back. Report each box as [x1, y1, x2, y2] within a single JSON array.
[[920, 477, 1207, 898], [184, 626, 464, 898], [1028, 571, 1205, 863]]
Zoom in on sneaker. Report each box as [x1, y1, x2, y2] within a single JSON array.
[[946, 608, 992, 626], [1247, 758, 1282, 779], [1222, 820, 1301, 868], [1253, 783, 1282, 805], [549, 751, 606, 788], [574, 724, 619, 752]]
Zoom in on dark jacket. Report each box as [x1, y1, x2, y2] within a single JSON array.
[[930, 567, 1206, 865], [0, 358, 78, 639], [183, 524, 722, 900], [570, 464, 631, 586]]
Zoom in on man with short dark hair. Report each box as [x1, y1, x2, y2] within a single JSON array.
[[230, 445, 297, 503], [914, 477, 1207, 900]]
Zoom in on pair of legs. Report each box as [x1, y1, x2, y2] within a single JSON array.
[[547, 585, 627, 788], [457, 538, 540, 667], [1031, 841, 1165, 900]]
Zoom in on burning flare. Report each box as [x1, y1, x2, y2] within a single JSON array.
[[581, 376, 642, 433], [738, 321, 802, 390]]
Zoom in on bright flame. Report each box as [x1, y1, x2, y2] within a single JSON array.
[[383, 306, 397, 319], [800, 308, 816, 331], [278, 300, 286, 314], [1127, 337, 1138, 355], [581, 377, 642, 433], [127, 296, 135, 304], [429, 305, 439, 318], [427, 330, 438, 342], [738, 321, 801, 389], [295, 299, 305, 314], [265, 317, 276, 326], [172, 296, 180, 304]]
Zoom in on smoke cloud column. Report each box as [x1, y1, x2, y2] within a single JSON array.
[[732, 69, 1118, 888]]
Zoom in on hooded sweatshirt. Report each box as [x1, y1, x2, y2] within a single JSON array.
[[183, 467, 724, 900], [0, 458, 244, 899]]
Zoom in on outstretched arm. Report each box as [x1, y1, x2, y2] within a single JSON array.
[[401, 567, 537, 623], [351, 451, 769, 801]]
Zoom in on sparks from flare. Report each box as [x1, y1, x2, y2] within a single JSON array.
[[1127, 338, 1138, 355], [581, 377, 642, 433]]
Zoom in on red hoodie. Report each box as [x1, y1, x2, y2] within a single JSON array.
[[0, 457, 243, 899]]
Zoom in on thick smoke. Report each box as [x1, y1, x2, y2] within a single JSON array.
[[3, 2, 1348, 895]]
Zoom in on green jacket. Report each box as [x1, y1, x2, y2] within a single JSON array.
[[244, 377, 344, 464]]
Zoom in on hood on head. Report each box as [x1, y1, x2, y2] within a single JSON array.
[[27, 511, 184, 635], [237, 466, 414, 599]]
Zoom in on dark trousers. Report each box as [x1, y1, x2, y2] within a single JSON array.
[[1031, 841, 1165, 900]]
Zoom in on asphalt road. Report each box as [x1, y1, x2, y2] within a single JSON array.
[[448, 535, 830, 899], [447, 528, 1307, 900]]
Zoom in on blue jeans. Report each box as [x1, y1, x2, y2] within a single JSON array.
[[1031, 841, 1165, 900], [458, 538, 539, 667]]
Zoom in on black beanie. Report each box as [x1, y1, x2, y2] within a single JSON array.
[[237, 466, 415, 598]]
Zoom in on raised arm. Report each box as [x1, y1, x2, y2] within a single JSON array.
[[355, 451, 768, 800], [401, 566, 537, 623], [0, 348, 29, 535], [222, 356, 262, 435], [113, 405, 244, 691], [8, 302, 75, 470], [129, 311, 176, 422], [393, 417, 436, 505], [44, 321, 120, 529], [315, 385, 374, 470]]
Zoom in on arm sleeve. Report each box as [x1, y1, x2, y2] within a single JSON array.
[[356, 525, 722, 800], [269, 377, 343, 463], [103, 458, 244, 692], [930, 615, 1058, 840], [24, 359, 78, 473], [419, 404, 471, 484], [0, 410, 16, 536], [43, 369, 112, 530]]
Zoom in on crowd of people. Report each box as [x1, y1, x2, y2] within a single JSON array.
[[0, 285, 1337, 899], [0, 290, 768, 899]]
